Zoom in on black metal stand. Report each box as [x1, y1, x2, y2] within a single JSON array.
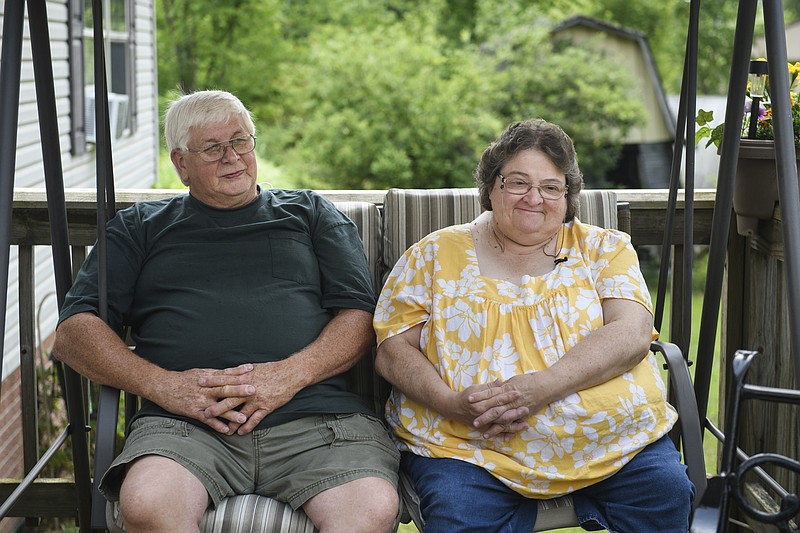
[[0, 0, 115, 530], [695, 0, 800, 426], [692, 351, 800, 532], [687, 0, 800, 530], [655, 0, 700, 360]]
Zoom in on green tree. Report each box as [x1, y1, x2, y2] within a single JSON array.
[[157, 0, 285, 101], [156, 0, 656, 189], [471, 4, 646, 182], [263, 20, 501, 189]]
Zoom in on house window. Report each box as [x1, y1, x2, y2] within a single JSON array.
[[70, 0, 135, 153]]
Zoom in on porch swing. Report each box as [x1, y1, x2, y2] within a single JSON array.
[[1, 0, 799, 531]]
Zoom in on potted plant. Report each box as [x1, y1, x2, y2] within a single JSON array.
[[695, 59, 800, 236]]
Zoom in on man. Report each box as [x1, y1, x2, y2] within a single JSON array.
[[53, 90, 400, 533]]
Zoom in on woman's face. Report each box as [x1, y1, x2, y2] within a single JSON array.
[[489, 148, 568, 247]]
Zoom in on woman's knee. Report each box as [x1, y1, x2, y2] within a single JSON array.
[[403, 454, 537, 532], [574, 438, 694, 532], [640, 440, 696, 507]]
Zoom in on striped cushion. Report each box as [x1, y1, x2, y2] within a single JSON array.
[[103, 192, 619, 533], [382, 188, 620, 273], [333, 201, 391, 415], [579, 189, 618, 230], [333, 201, 383, 298], [531, 496, 578, 531], [106, 496, 317, 533], [382, 187, 482, 276], [200, 495, 317, 533]]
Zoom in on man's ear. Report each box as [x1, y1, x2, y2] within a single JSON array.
[[170, 150, 191, 186]]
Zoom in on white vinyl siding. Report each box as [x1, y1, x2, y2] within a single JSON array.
[[2, 0, 158, 380]]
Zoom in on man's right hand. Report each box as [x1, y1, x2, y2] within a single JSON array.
[[154, 364, 257, 434], [53, 313, 258, 435]]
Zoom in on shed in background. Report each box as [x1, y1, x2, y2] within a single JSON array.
[[552, 16, 676, 190]]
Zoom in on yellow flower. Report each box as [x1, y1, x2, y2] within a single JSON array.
[[697, 58, 800, 147]]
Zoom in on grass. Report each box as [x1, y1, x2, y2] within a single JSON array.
[[644, 252, 721, 474]]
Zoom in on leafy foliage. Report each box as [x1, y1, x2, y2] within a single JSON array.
[[155, 0, 701, 189], [262, 20, 501, 189]]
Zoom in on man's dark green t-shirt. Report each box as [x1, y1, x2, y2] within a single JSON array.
[[58, 188, 376, 429]]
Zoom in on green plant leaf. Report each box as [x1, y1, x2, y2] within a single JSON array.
[[695, 109, 715, 126]]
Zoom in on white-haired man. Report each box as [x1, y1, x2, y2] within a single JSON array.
[[54, 90, 399, 533]]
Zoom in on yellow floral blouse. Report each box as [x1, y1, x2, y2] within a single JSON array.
[[374, 219, 677, 498]]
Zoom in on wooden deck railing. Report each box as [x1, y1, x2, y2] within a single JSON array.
[[2, 187, 718, 523]]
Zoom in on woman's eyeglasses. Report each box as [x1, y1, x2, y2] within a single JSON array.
[[499, 174, 568, 200]]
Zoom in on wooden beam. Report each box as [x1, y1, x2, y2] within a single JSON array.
[[615, 189, 717, 245], [11, 188, 389, 246], [0, 478, 78, 518], [12, 188, 718, 247]]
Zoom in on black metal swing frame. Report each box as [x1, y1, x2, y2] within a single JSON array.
[[1, 0, 799, 530]]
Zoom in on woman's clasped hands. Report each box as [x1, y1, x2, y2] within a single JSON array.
[[451, 376, 540, 441]]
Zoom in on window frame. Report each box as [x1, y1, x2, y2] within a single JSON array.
[[69, 0, 136, 154]]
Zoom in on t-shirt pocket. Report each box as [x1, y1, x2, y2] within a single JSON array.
[[269, 232, 319, 284]]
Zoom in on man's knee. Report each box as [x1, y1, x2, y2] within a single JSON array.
[[365, 479, 401, 529], [118, 456, 209, 531], [304, 477, 399, 533]]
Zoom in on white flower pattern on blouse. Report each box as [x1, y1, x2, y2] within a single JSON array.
[[374, 220, 677, 497]]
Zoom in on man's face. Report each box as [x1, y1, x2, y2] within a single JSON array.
[[171, 118, 258, 209]]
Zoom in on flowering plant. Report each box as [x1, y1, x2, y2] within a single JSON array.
[[695, 60, 800, 148]]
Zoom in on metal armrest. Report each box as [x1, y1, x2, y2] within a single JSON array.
[[91, 384, 121, 529], [92, 383, 141, 530], [651, 340, 707, 501]]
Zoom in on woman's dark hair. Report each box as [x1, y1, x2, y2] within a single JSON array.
[[474, 119, 584, 221]]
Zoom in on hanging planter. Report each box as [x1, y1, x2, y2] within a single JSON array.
[[733, 139, 800, 237], [695, 60, 800, 236]]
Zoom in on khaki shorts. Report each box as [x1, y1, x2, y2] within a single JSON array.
[[100, 413, 400, 509]]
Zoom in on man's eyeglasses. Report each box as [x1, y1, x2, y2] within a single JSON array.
[[186, 135, 256, 162], [499, 174, 568, 200]]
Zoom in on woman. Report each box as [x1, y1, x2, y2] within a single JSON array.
[[374, 119, 694, 532]]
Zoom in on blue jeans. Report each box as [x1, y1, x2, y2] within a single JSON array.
[[402, 435, 695, 533]]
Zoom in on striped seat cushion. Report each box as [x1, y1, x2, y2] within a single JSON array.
[[579, 188, 618, 230], [382, 187, 483, 276], [107, 496, 318, 533], [333, 201, 383, 298], [382, 187, 619, 272], [199, 496, 317, 533], [333, 201, 390, 415]]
